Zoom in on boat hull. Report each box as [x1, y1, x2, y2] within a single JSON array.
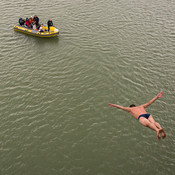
[[14, 25, 59, 37]]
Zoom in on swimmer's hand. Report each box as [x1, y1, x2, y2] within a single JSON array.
[[157, 91, 163, 98], [109, 103, 116, 107]]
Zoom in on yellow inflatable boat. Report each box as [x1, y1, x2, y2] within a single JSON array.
[[14, 24, 59, 37]]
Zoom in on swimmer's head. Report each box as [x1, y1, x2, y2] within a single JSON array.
[[129, 104, 136, 107]]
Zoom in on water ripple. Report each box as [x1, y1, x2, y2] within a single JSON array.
[[0, 0, 175, 174]]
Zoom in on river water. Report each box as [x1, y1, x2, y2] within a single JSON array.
[[0, 0, 175, 174]]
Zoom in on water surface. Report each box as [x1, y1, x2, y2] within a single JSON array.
[[0, 0, 175, 174]]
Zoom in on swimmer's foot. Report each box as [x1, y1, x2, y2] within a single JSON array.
[[161, 130, 166, 139], [157, 129, 165, 140], [157, 130, 161, 140]]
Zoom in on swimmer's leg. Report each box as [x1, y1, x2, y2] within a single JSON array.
[[139, 118, 161, 140], [155, 123, 166, 139], [148, 115, 166, 139]]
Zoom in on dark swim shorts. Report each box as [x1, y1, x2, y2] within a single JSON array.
[[138, 114, 150, 120]]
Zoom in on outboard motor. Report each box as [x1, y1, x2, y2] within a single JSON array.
[[19, 18, 25, 25]]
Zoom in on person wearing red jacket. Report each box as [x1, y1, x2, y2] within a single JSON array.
[[25, 18, 32, 28]]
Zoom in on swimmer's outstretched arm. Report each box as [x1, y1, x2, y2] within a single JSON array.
[[109, 103, 131, 112], [142, 91, 163, 108]]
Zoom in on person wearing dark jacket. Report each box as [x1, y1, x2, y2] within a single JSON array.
[[33, 15, 39, 26], [19, 18, 25, 25], [47, 19, 53, 32]]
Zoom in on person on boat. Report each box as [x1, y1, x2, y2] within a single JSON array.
[[25, 18, 32, 28], [39, 24, 44, 32], [19, 18, 25, 25], [47, 19, 53, 32], [109, 91, 166, 140], [33, 15, 39, 26], [33, 23, 37, 30], [29, 16, 33, 24]]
